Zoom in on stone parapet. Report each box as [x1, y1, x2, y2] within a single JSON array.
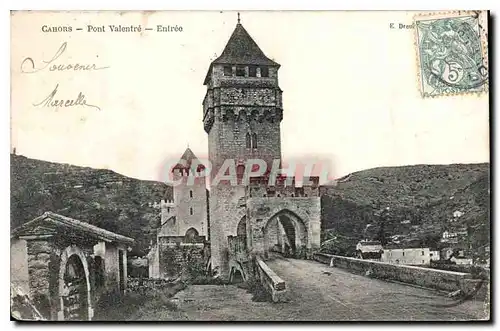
[[313, 253, 480, 294], [256, 257, 288, 303]]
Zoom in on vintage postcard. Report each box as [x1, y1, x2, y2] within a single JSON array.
[[10, 10, 490, 321]]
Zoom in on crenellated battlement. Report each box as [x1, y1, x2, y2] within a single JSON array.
[[171, 170, 208, 186], [149, 200, 174, 209], [161, 200, 176, 222], [246, 176, 320, 198], [161, 199, 175, 206]]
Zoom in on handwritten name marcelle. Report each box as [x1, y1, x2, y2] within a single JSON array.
[[21, 42, 108, 111]]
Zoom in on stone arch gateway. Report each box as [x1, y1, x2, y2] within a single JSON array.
[[185, 227, 200, 243], [245, 196, 321, 262], [58, 245, 92, 321], [263, 210, 308, 258]]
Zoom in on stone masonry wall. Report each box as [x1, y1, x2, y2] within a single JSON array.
[[11, 239, 30, 295], [207, 113, 282, 173], [208, 184, 246, 279], [172, 176, 208, 237], [26, 240, 59, 319], [103, 243, 128, 293], [158, 239, 206, 279]]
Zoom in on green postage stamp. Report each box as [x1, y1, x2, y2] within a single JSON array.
[[414, 11, 489, 97]]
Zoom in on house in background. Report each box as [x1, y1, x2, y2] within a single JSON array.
[[11, 212, 134, 321], [381, 246, 431, 266], [355, 240, 383, 260], [430, 250, 440, 261]]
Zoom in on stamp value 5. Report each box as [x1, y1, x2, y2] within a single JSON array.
[[414, 11, 489, 98]]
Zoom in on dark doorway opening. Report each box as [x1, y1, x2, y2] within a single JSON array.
[[280, 215, 297, 256], [230, 268, 244, 284], [63, 255, 89, 321], [118, 250, 125, 294], [94, 256, 105, 291]]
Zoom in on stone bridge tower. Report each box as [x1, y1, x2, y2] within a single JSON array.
[[203, 18, 284, 279]]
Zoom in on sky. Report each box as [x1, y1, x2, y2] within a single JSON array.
[[10, 11, 489, 182]]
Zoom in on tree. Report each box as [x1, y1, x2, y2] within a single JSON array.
[[377, 207, 390, 245]]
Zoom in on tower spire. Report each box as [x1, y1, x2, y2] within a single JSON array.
[[237, 12, 240, 24]]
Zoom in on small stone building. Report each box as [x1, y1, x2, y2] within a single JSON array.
[[11, 212, 134, 321]]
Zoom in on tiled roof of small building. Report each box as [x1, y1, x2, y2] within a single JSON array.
[[12, 212, 134, 245], [383, 244, 429, 250]]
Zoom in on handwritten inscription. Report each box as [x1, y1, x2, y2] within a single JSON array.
[[21, 42, 106, 111], [20, 42, 109, 73], [33, 84, 101, 111]]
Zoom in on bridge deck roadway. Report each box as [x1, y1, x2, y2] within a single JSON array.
[[170, 256, 488, 321], [265, 256, 487, 321]]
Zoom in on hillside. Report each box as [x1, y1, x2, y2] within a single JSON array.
[[10, 154, 172, 255], [320, 163, 490, 258], [11, 155, 490, 261]]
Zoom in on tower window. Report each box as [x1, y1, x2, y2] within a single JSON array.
[[236, 165, 245, 179], [260, 66, 269, 77], [190, 207, 193, 215], [246, 132, 251, 148], [249, 65, 257, 77], [190, 190, 193, 198], [252, 133, 258, 149], [224, 66, 232, 76], [236, 66, 246, 77]]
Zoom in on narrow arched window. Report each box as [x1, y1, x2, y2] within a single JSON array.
[[190, 207, 193, 215], [236, 164, 245, 179], [252, 133, 258, 149], [189, 190, 193, 198], [246, 132, 251, 148]]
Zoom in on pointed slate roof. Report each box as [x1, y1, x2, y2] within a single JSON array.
[[172, 147, 205, 170], [213, 23, 279, 66], [204, 22, 280, 84]]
